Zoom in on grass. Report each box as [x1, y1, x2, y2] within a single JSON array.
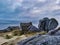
[[0, 30, 48, 45], [0, 30, 47, 40], [5, 35, 13, 39]]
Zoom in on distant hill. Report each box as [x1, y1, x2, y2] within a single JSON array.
[[0, 26, 20, 33]]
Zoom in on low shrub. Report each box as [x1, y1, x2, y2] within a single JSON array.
[[9, 43, 14, 45], [5, 35, 12, 39], [39, 31, 47, 35], [12, 30, 23, 36]]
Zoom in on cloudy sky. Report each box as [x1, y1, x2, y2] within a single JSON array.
[[0, 0, 60, 29]]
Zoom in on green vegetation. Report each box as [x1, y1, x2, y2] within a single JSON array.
[[5, 35, 12, 39], [12, 30, 23, 36], [9, 43, 14, 45], [2, 29, 47, 40], [39, 31, 47, 35]]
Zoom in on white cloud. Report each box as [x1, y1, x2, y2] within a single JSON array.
[[56, 0, 60, 4], [37, 0, 46, 2], [8, 0, 23, 11], [31, 9, 42, 14]]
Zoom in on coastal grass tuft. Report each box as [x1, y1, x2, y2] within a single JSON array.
[[5, 35, 12, 39]]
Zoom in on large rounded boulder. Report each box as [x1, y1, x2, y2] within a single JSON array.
[[38, 17, 58, 32], [48, 18, 58, 30]]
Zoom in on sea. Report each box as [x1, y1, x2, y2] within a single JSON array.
[[0, 20, 20, 30]]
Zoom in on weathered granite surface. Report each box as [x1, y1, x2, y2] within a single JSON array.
[[18, 35, 60, 45]]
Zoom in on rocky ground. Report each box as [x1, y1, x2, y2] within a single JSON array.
[[17, 29, 60, 45], [18, 35, 60, 45]]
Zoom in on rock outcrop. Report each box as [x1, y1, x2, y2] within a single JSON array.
[[28, 25, 39, 32], [18, 18, 60, 45], [48, 18, 58, 30], [38, 17, 50, 31], [38, 17, 58, 32], [47, 27, 60, 35], [20, 22, 32, 31]]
